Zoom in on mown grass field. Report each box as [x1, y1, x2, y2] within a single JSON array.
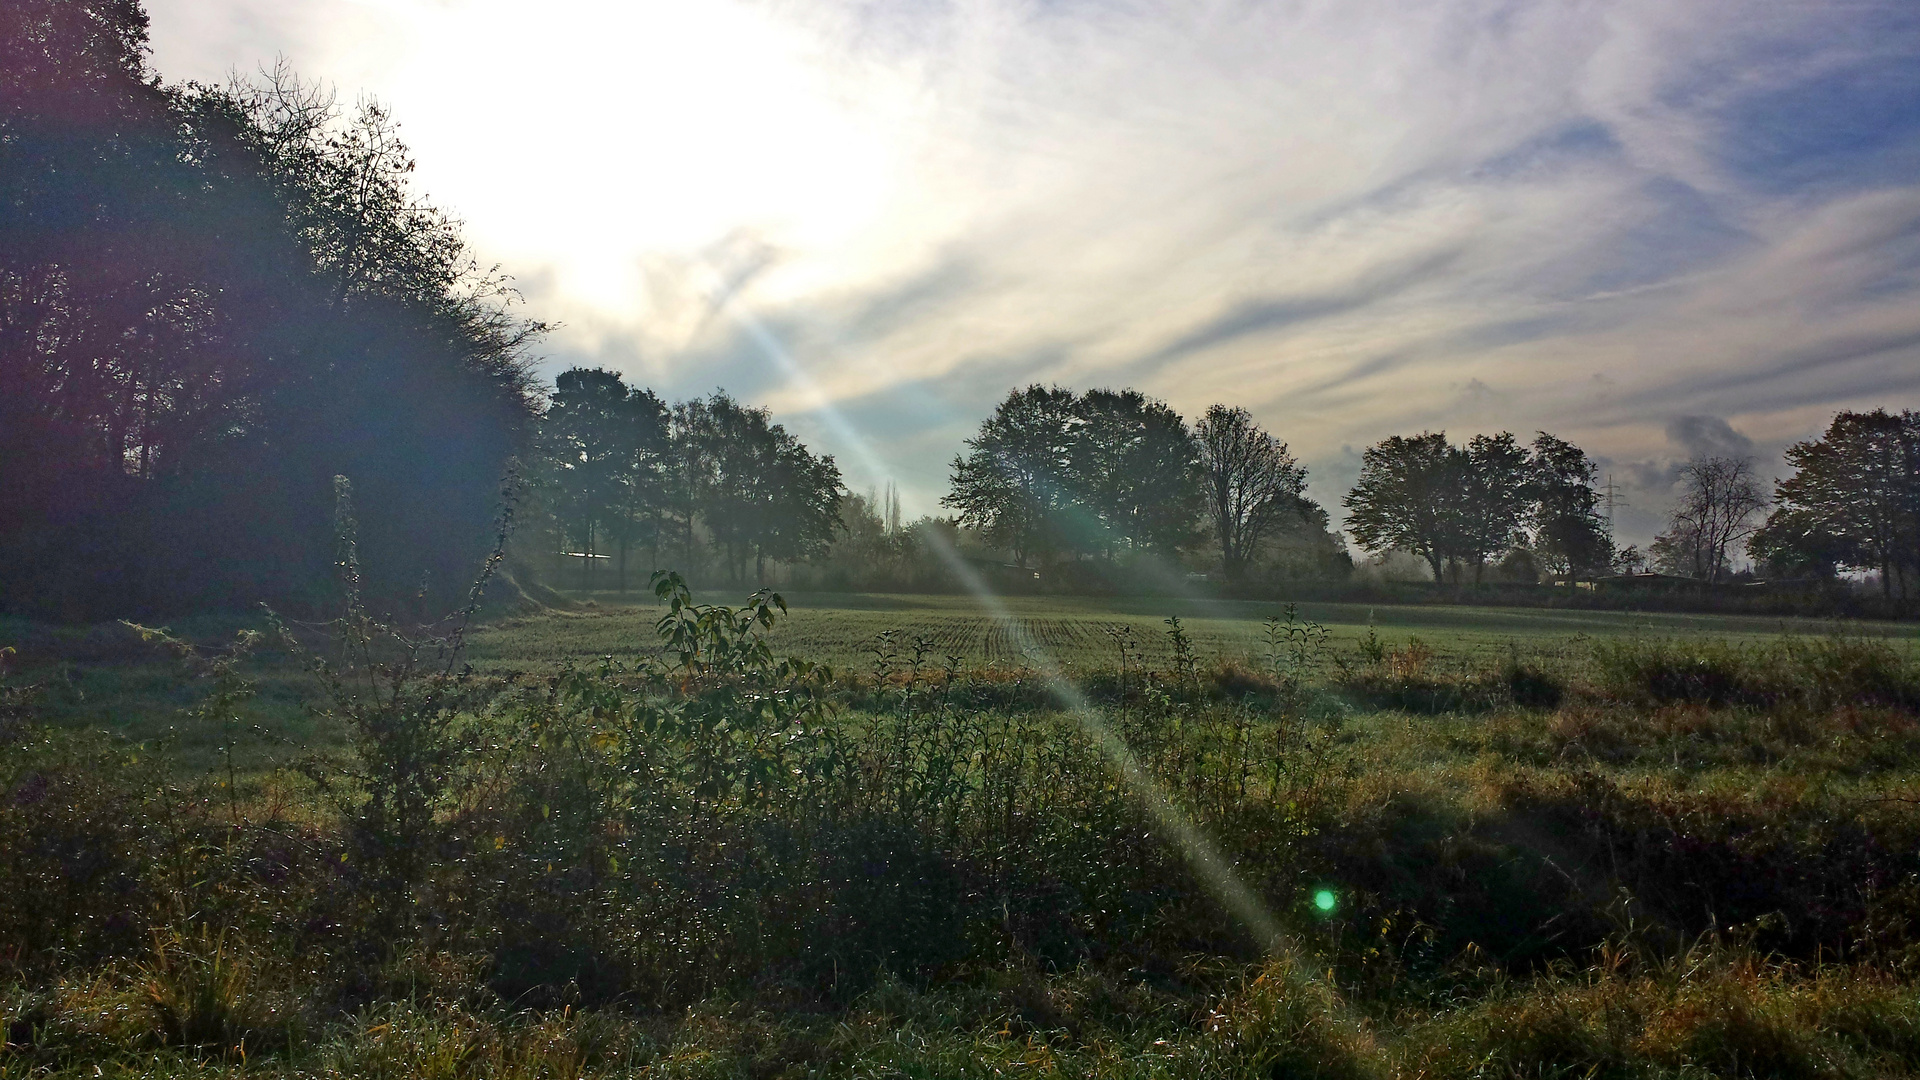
[[8, 590, 1915, 771], [467, 588, 1920, 676]]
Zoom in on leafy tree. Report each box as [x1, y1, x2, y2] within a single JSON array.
[[946, 386, 1206, 570], [1344, 430, 1573, 584], [0, 4, 539, 617], [538, 368, 669, 591], [1752, 410, 1918, 600], [1747, 509, 1849, 580], [759, 426, 844, 577], [676, 392, 841, 583], [1526, 432, 1611, 583], [1457, 432, 1532, 582], [1343, 432, 1456, 582], [1194, 405, 1311, 578], [944, 386, 1079, 568], [1072, 389, 1202, 559], [1655, 456, 1767, 583]]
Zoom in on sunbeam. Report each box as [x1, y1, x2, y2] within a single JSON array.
[[702, 265, 1306, 963]]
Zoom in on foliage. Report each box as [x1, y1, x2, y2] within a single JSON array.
[[1195, 405, 1315, 579], [0, 12, 539, 619], [4, 584, 1920, 1075], [1345, 430, 1610, 586], [1753, 409, 1920, 600], [1528, 431, 1613, 582], [944, 384, 1083, 568], [670, 391, 844, 584], [945, 385, 1211, 570], [534, 369, 670, 592]]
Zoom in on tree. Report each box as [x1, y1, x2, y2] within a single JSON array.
[[1751, 410, 1918, 600], [757, 426, 844, 578], [1527, 432, 1611, 583], [1194, 405, 1311, 578], [1344, 429, 1580, 584], [943, 386, 1078, 568], [1072, 389, 1203, 559], [674, 392, 841, 583], [1456, 432, 1532, 582], [538, 368, 669, 591], [1343, 432, 1456, 582], [1656, 456, 1766, 583], [0, 6, 540, 618]]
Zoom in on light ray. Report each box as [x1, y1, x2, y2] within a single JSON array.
[[702, 268, 1302, 961]]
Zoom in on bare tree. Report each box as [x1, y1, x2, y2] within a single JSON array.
[[1195, 405, 1308, 579], [1659, 456, 1767, 583]]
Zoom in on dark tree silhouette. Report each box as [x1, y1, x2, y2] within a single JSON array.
[[0, 4, 540, 618], [1752, 410, 1918, 599], [538, 368, 669, 591], [1193, 405, 1310, 579], [673, 392, 842, 583], [1072, 389, 1203, 559], [1526, 432, 1612, 584], [944, 386, 1079, 569], [1456, 433, 1532, 582], [1342, 433, 1456, 582], [1344, 430, 1558, 584]]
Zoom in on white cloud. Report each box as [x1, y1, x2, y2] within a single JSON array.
[[146, 0, 1920, 532]]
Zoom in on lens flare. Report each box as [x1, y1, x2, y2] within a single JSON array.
[[1314, 888, 1337, 913], [702, 266, 1300, 959]]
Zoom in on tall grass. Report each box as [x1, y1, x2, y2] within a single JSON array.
[[3, 577, 1919, 1075]]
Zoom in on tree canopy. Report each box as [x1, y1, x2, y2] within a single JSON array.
[[1, 2, 540, 618], [1344, 430, 1603, 583], [944, 386, 1214, 570], [533, 375, 844, 588], [1751, 410, 1917, 599], [1194, 405, 1311, 579]]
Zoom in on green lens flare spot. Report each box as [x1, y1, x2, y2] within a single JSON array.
[[1314, 889, 1337, 913]]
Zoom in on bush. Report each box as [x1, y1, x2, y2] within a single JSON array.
[[1593, 635, 1919, 711]]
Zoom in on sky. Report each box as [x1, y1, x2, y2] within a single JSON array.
[[147, 0, 1920, 547]]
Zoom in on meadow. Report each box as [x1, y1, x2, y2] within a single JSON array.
[[467, 589, 1920, 675], [25, 590, 1911, 768], [4, 584, 1920, 1078]]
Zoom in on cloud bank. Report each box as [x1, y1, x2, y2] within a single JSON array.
[[147, 0, 1920, 540]]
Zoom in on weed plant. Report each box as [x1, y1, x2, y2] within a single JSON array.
[[3, 556, 1920, 1075]]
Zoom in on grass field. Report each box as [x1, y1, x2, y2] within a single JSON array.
[[467, 588, 1920, 676], [6, 585, 1920, 1077], [9, 590, 1915, 769]]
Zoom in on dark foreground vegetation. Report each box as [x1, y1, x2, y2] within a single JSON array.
[[5, 564, 1920, 1078]]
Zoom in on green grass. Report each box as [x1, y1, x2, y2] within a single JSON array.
[[466, 588, 1920, 675], [9, 592, 1914, 766], [5, 586, 1920, 1078]]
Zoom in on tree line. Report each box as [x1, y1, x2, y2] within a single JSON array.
[[531, 369, 842, 589], [935, 389, 1918, 604], [938, 387, 1610, 587], [2, 0, 538, 618], [8, 2, 1912, 617], [941, 386, 1346, 583]]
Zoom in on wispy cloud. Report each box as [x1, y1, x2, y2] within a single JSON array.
[[147, 0, 1920, 538]]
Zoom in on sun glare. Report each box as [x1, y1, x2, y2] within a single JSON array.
[[370, 0, 904, 317]]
